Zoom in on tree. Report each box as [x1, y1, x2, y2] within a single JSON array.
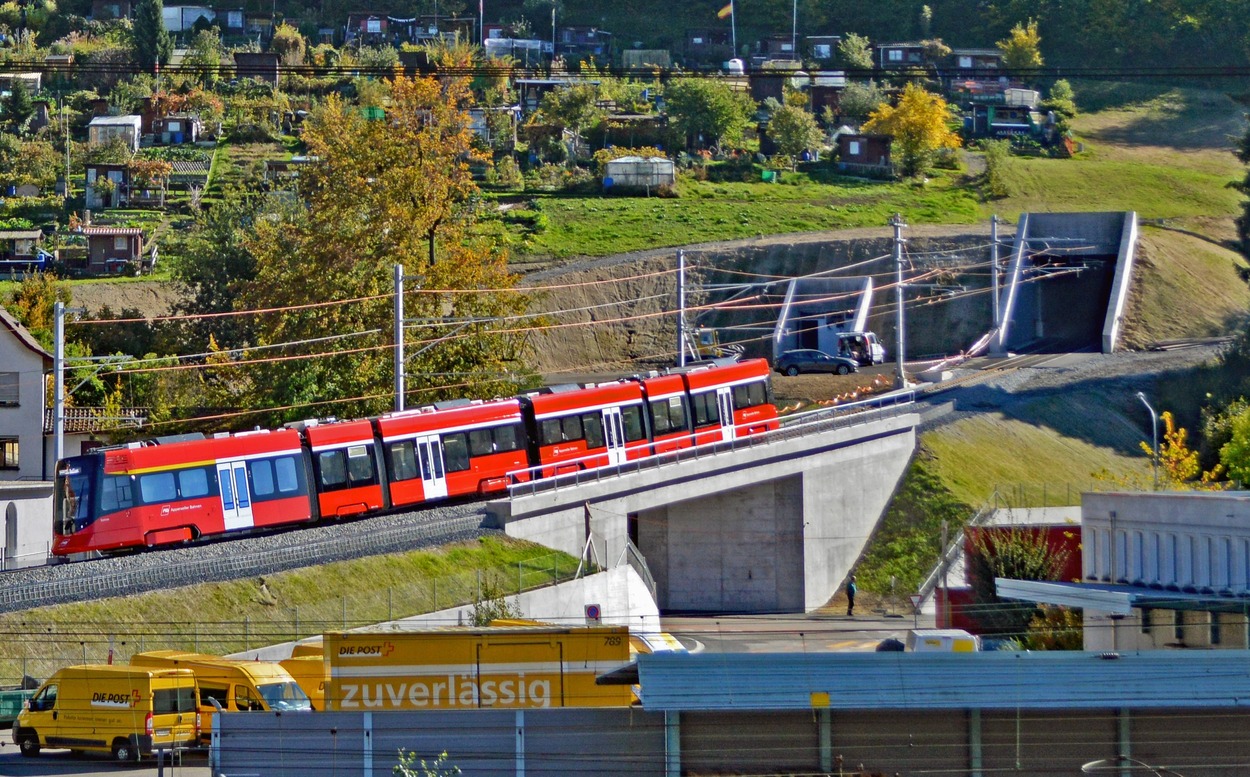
[[838, 32, 873, 71], [133, 0, 173, 72], [1219, 405, 1250, 486], [1038, 78, 1077, 134], [533, 83, 603, 159], [862, 82, 962, 177], [183, 28, 225, 88], [663, 78, 755, 151], [766, 101, 822, 168], [270, 23, 307, 67], [0, 137, 60, 188], [967, 525, 1072, 637], [3, 77, 34, 134], [997, 18, 1043, 72], [835, 80, 887, 120]]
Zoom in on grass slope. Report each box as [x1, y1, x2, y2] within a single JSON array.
[[0, 536, 576, 685]]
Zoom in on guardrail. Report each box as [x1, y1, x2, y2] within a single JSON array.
[[506, 390, 917, 500]]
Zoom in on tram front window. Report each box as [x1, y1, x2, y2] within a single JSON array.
[[54, 456, 98, 535]]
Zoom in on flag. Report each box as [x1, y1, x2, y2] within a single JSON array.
[[717, 2, 733, 19]]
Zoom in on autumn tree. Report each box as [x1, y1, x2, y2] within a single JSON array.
[[831, 80, 886, 120], [997, 19, 1043, 72], [862, 82, 962, 177], [232, 71, 533, 424], [270, 23, 306, 67], [663, 78, 755, 151]]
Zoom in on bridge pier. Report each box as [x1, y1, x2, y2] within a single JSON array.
[[486, 407, 918, 613]]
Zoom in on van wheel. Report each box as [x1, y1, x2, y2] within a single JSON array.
[[16, 730, 39, 757], [112, 737, 138, 763]]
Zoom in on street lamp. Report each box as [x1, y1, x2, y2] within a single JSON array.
[[1136, 391, 1159, 491], [1081, 755, 1186, 777]]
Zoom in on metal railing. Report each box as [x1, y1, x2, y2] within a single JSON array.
[[506, 391, 917, 499]]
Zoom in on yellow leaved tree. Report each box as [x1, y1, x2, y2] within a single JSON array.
[[861, 83, 962, 177]]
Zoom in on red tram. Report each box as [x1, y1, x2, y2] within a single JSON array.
[[52, 359, 779, 556]]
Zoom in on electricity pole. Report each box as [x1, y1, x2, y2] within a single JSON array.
[[990, 214, 1001, 328], [677, 250, 687, 367], [394, 264, 405, 412], [891, 213, 908, 389]]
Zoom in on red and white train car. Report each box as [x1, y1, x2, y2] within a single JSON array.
[[520, 380, 651, 478], [679, 358, 779, 446], [374, 398, 531, 506], [53, 428, 311, 555], [299, 418, 384, 519]]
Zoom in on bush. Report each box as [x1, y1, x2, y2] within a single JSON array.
[[979, 139, 1011, 199], [227, 123, 277, 143], [525, 163, 595, 192], [591, 146, 667, 176], [486, 156, 524, 190]]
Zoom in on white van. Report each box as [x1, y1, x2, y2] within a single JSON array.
[[907, 629, 982, 652]]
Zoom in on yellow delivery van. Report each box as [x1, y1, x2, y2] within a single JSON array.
[[279, 654, 326, 711], [12, 665, 199, 762], [130, 651, 311, 742], [324, 625, 634, 711]]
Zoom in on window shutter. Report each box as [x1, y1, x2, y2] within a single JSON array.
[[0, 373, 18, 406]]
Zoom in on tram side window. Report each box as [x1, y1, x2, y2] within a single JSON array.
[[139, 471, 177, 503], [178, 468, 211, 498], [622, 406, 646, 442], [582, 413, 605, 448], [443, 433, 471, 472], [99, 474, 134, 512], [468, 429, 493, 457], [540, 415, 584, 446], [387, 441, 418, 481], [691, 392, 720, 426], [650, 398, 687, 435], [733, 381, 768, 409], [317, 450, 348, 490], [249, 456, 304, 499], [496, 424, 522, 452]]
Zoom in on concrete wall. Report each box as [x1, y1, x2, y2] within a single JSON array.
[[489, 409, 918, 613], [0, 481, 52, 569]]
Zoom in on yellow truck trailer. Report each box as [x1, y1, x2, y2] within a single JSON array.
[[12, 665, 199, 762], [324, 625, 634, 711]]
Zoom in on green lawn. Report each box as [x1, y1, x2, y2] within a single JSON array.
[[495, 170, 982, 259]]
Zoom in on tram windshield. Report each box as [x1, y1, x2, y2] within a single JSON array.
[[54, 455, 99, 536]]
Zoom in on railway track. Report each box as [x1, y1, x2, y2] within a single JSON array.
[[0, 501, 490, 614]]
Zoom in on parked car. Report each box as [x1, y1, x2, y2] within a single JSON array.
[[774, 349, 858, 376]]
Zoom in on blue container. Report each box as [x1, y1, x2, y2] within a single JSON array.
[[4, 186, 14, 196], [171, 132, 184, 144]]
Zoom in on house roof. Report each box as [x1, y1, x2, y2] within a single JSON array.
[[81, 226, 145, 237], [952, 48, 1002, 57], [0, 230, 43, 240], [636, 650, 1250, 712], [0, 306, 52, 363], [43, 406, 147, 434], [88, 114, 142, 127]]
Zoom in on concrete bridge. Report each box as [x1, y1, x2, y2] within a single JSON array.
[[486, 398, 919, 613]]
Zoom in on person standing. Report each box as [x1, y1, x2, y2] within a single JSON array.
[[846, 574, 857, 616]]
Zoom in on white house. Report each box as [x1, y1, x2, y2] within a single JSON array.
[[87, 114, 142, 153], [0, 306, 51, 481]]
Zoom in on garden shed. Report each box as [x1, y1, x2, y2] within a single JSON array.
[[603, 156, 675, 192]]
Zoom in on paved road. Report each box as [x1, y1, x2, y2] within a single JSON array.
[[0, 744, 210, 777]]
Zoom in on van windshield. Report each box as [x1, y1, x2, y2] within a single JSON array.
[[258, 681, 311, 711]]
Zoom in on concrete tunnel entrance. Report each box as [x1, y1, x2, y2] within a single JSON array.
[[1016, 254, 1119, 352]]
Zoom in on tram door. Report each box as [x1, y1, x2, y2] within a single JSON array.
[[217, 461, 254, 531], [716, 388, 735, 441], [416, 435, 448, 500], [602, 407, 627, 465]]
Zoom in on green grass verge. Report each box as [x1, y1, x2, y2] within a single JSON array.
[[0, 536, 577, 685], [497, 170, 981, 259]]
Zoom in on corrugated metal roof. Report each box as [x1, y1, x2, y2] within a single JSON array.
[[80, 226, 144, 236], [996, 578, 1250, 615], [636, 650, 1250, 711], [0, 230, 43, 240]]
